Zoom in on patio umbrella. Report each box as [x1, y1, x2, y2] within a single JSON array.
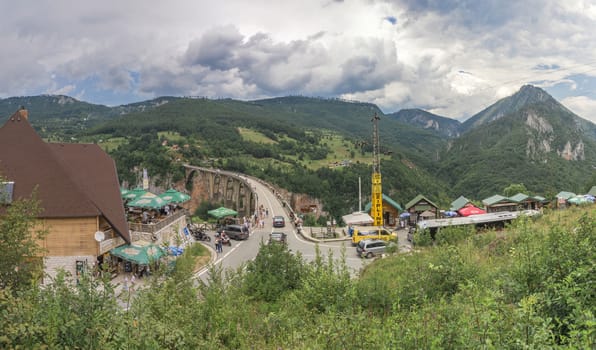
[[207, 206, 238, 219], [159, 189, 191, 203], [120, 188, 130, 197], [127, 193, 167, 209], [458, 206, 486, 216], [110, 243, 165, 266], [122, 187, 147, 200], [567, 195, 590, 205]]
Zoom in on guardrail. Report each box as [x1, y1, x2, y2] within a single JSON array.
[[128, 209, 188, 234]]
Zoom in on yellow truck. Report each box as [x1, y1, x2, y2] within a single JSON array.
[[351, 226, 397, 246]]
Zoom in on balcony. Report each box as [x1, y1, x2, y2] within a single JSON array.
[[128, 209, 189, 234]]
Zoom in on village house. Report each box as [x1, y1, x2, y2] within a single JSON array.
[[0, 108, 130, 283], [364, 193, 402, 227], [404, 194, 440, 225]]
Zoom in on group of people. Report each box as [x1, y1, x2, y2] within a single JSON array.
[[214, 231, 228, 253], [253, 205, 269, 228]]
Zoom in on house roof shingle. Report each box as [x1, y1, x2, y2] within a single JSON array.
[[405, 194, 439, 211], [0, 110, 130, 243], [364, 193, 403, 212], [450, 195, 471, 211]]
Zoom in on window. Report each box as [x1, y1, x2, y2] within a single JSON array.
[[0, 181, 14, 204]]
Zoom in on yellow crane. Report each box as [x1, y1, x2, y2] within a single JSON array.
[[370, 113, 383, 227]]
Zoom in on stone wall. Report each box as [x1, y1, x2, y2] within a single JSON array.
[[44, 255, 95, 284]]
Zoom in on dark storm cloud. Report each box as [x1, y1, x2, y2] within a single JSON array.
[[179, 25, 407, 98], [184, 25, 244, 70]]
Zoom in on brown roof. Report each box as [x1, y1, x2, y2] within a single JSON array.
[[0, 110, 130, 243]]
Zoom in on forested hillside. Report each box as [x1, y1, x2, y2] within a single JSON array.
[[438, 88, 596, 198], [86, 97, 450, 215], [2, 86, 595, 213]]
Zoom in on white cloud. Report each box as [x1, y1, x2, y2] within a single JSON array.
[[0, 0, 595, 120], [561, 96, 596, 123]]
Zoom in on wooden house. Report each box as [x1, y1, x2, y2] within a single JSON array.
[[450, 195, 472, 211], [0, 109, 130, 282], [364, 193, 403, 227], [404, 194, 440, 224], [555, 191, 576, 209], [482, 194, 519, 213], [508, 193, 545, 210]]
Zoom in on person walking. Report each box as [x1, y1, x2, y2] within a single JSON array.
[[130, 275, 136, 292], [215, 236, 222, 253], [121, 276, 129, 296]]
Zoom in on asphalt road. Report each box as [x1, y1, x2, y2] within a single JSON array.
[[194, 174, 369, 284]]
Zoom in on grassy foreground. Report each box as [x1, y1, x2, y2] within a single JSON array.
[[1, 207, 594, 349]]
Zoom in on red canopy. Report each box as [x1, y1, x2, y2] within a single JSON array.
[[457, 205, 486, 216]]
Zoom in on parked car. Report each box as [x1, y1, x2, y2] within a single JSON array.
[[267, 231, 287, 245], [217, 224, 249, 240], [273, 215, 285, 228], [356, 239, 394, 258], [351, 226, 396, 245]]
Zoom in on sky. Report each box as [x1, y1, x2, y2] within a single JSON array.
[[1, 0, 596, 122]]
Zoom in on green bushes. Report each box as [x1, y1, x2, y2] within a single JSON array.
[[1, 208, 594, 348]]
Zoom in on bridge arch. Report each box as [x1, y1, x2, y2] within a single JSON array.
[[183, 165, 256, 218]]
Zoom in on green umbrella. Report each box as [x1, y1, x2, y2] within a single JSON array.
[[123, 188, 147, 200], [127, 192, 167, 209], [207, 206, 238, 219], [567, 195, 590, 205], [159, 189, 191, 203], [110, 243, 165, 266]]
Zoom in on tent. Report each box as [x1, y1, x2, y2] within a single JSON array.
[[458, 206, 486, 216], [208, 206, 238, 219], [342, 211, 374, 225], [110, 242, 166, 266]]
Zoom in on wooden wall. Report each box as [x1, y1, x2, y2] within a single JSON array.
[[37, 216, 99, 257]]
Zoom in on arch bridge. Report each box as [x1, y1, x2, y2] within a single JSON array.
[[183, 165, 257, 218]]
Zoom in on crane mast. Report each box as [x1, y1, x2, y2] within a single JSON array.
[[371, 113, 383, 227]]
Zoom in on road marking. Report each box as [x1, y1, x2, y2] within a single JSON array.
[[196, 240, 243, 277]]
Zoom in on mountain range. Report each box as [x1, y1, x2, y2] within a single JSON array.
[[1, 85, 595, 202]]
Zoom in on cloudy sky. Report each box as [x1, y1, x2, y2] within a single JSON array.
[[2, 0, 596, 122]]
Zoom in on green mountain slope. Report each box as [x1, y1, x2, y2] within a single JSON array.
[[86, 96, 451, 206], [461, 85, 553, 132], [387, 108, 461, 138], [438, 96, 596, 198], [0, 95, 111, 121], [2, 86, 594, 205]]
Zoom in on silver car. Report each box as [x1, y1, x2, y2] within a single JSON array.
[[356, 239, 392, 258]]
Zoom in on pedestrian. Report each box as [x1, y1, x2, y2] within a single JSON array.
[[215, 237, 222, 253], [122, 276, 129, 293], [130, 275, 136, 291]]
